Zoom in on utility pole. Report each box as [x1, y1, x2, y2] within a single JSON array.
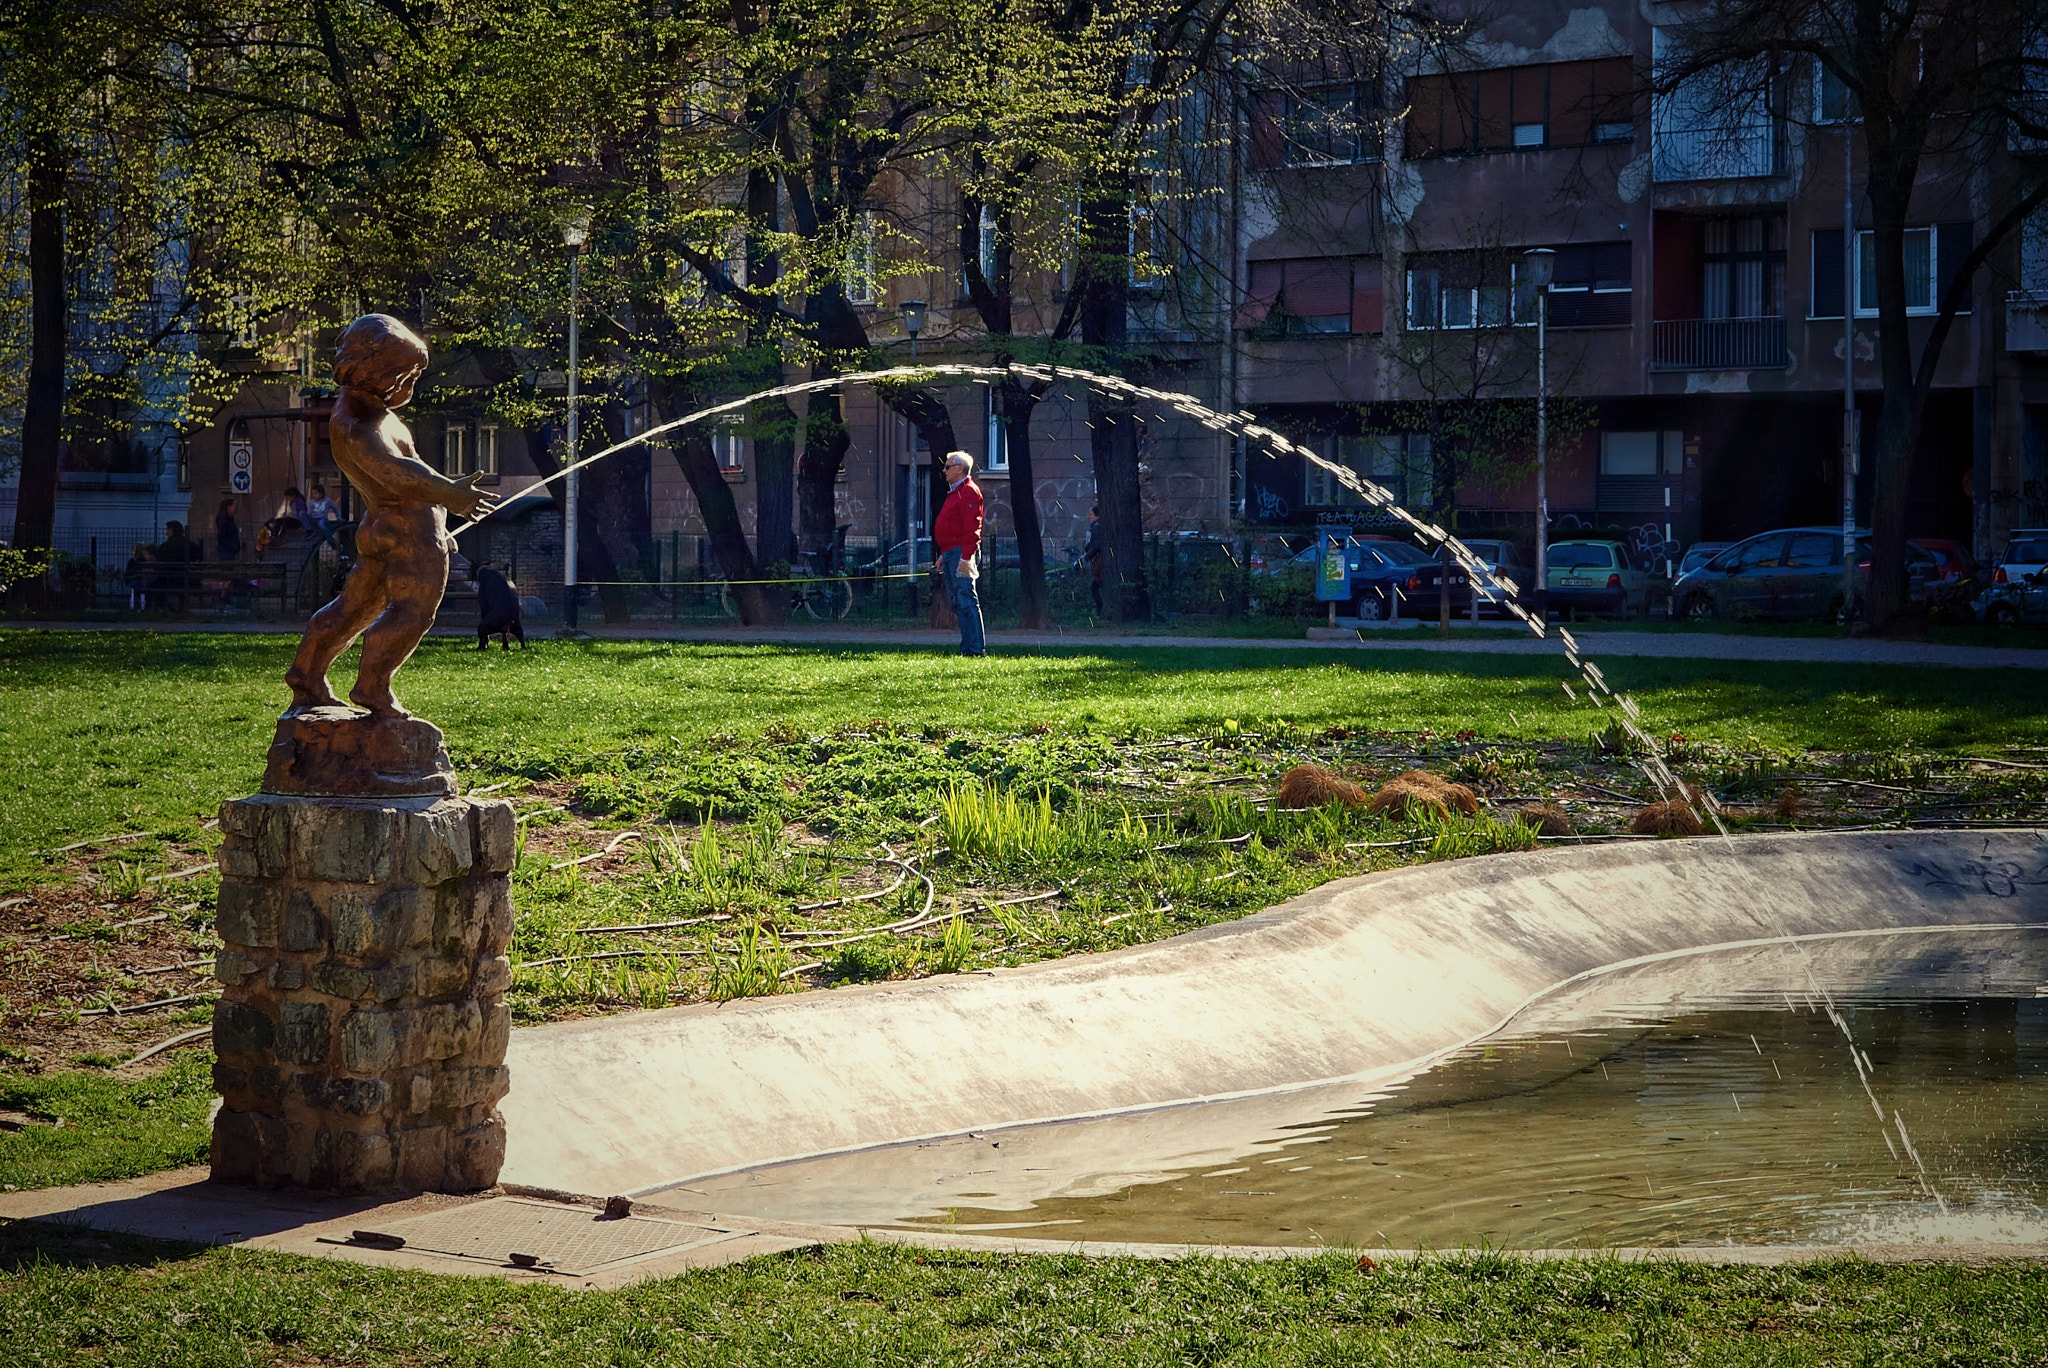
[[1842, 124, 1858, 622], [1524, 248, 1556, 624]]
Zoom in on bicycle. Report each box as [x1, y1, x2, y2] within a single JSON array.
[[790, 524, 855, 621]]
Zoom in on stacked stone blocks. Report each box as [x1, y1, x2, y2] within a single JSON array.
[[211, 793, 515, 1192]]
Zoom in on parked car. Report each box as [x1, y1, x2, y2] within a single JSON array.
[[1677, 541, 1732, 577], [1911, 537, 1978, 588], [1404, 538, 1534, 616], [1545, 540, 1669, 620], [1675, 528, 1855, 621], [1990, 530, 2048, 588], [1344, 540, 1438, 620], [1674, 527, 1944, 622]]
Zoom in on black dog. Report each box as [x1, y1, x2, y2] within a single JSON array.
[[471, 563, 526, 650]]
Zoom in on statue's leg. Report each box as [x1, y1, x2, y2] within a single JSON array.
[[349, 510, 448, 719], [284, 555, 388, 713]]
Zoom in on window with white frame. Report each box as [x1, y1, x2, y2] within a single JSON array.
[[477, 424, 499, 478], [1814, 58, 1857, 124], [442, 423, 470, 476], [712, 422, 745, 478], [848, 211, 877, 305], [1856, 227, 1935, 315], [984, 392, 1010, 473], [1404, 256, 1526, 329]]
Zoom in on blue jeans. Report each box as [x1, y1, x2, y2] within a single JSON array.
[[940, 548, 985, 655]]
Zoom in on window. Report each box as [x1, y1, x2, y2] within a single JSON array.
[[1281, 83, 1381, 165], [1599, 431, 1660, 476], [978, 204, 998, 284], [1304, 434, 1428, 507], [1702, 216, 1785, 319], [1545, 242, 1632, 327], [984, 392, 1009, 473], [848, 211, 877, 305], [712, 423, 745, 480], [477, 424, 499, 478], [1729, 536, 1785, 570], [1814, 59, 1857, 124], [1128, 201, 1159, 289], [1405, 255, 1525, 329], [1841, 223, 1972, 316], [2022, 207, 2048, 298], [1403, 58, 1631, 158], [226, 288, 258, 347], [1246, 257, 1365, 334], [442, 424, 470, 476], [1785, 533, 1839, 567]]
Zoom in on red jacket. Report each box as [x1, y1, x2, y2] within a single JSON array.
[[933, 476, 984, 559]]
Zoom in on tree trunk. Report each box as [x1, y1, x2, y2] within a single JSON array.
[[796, 387, 848, 561], [1078, 189, 1149, 621], [751, 401, 798, 571], [14, 132, 65, 552], [583, 398, 651, 623], [647, 377, 784, 624], [1001, 378, 1051, 629]]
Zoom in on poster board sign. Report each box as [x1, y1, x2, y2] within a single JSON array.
[[1314, 530, 1352, 602]]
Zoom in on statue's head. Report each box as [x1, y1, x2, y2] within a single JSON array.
[[334, 314, 429, 408]]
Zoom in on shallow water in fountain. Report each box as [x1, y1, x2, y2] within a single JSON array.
[[680, 943, 2048, 1249]]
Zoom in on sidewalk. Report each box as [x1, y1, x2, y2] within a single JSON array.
[[15, 618, 2048, 669]]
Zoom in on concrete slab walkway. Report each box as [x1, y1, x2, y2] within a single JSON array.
[[11, 618, 2048, 668], [7, 1167, 2042, 1284]]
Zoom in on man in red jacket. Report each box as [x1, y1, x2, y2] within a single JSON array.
[[932, 450, 987, 656]]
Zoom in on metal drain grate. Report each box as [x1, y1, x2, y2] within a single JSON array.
[[356, 1197, 739, 1275]]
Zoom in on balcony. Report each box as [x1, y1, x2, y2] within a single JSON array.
[[1650, 121, 1781, 182], [1650, 316, 1788, 370], [2007, 293, 2048, 352]]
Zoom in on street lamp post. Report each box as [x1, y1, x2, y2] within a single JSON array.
[[1522, 247, 1556, 624], [900, 299, 927, 360], [899, 300, 928, 610], [561, 209, 590, 634]]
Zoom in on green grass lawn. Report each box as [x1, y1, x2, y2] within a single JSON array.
[[0, 1053, 213, 1192], [3, 1228, 2044, 1366], [6, 628, 2046, 888]]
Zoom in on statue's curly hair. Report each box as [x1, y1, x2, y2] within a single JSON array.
[[333, 314, 428, 393]]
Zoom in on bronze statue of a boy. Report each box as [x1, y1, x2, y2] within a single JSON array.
[[285, 315, 494, 719]]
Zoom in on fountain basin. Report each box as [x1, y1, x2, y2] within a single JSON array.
[[500, 830, 2048, 1202]]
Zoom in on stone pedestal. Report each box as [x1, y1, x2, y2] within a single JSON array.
[[210, 791, 516, 1192], [263, 706, 457, 799]]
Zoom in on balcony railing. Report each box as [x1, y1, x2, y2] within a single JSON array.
[[1650, 122, 1781, 181], [2007, 293, 2048, 352], [1650, 316, 1788, 371]]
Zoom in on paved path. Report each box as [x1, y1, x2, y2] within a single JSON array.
[[13, 619, 2048, 668]]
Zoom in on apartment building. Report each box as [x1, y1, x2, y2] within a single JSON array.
[[1234, 0, 2037, 563]]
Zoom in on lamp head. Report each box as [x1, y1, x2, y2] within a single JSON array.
[[562, 206, 592, 250], [900, 299, 927, 337], [1521, 246, 1557, 291]]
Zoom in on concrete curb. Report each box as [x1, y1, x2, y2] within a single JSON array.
[[499, 828, 2048, 1199]]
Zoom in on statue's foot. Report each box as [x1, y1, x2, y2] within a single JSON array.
[[347, 685, 412, 720], [283, 670, 345, 717]]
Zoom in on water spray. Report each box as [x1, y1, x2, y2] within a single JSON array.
[[458, 360, 1948, 1207]]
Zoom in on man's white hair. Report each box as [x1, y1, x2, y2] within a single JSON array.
[[944, 449, 975, 474]]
